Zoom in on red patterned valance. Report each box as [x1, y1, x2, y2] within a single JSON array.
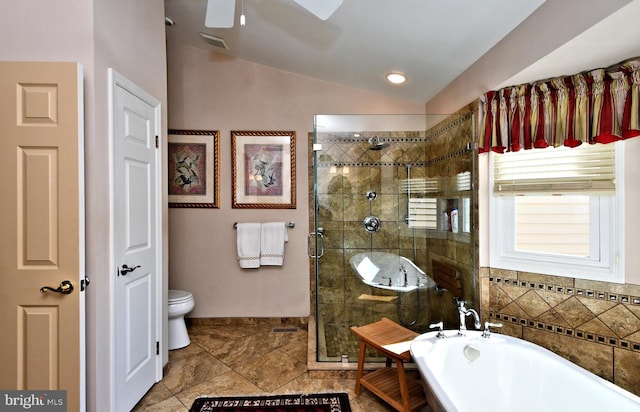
[[479, 57, 640, 153]]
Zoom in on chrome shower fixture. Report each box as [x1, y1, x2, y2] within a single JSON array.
[[363, 215, 381, 232], [368, 136, 389, 150], [365, 190, 377, 201]]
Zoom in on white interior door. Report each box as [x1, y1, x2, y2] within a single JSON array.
[[0, 61, 85, 411], [110, 69, 162, 412]]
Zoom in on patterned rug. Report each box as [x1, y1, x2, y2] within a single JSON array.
[[189, 393, 351, 412]]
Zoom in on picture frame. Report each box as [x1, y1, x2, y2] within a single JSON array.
[[168, 129, 220, 208], [231, 130, 296, 209]]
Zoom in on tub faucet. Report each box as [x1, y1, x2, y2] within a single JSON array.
[[429, 321, 446, 339], [400, 265, 408, 286], [455, 299, 481, 336], [482, 321, 503, 338]]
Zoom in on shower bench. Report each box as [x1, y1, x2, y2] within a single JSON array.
[[350, 317, 428, 412]]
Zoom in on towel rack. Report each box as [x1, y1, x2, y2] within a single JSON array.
[[233, 222, 295, 229]]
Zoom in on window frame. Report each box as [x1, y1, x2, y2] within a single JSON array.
[[488, 144, 625, 283]]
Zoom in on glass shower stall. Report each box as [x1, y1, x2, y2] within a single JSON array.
[[309, 113, 478, 363]]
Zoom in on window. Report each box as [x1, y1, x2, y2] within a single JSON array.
[[489, 143, 624, 282]]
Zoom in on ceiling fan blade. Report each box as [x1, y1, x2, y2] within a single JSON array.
[[293, 0, 343, 20], [205, 0, 236, 28]]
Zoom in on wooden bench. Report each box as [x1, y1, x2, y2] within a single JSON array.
[[350, 318, 428, 412]]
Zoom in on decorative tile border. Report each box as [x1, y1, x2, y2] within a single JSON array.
[[317, 136, 431, 145], [489, 310, 640, 352], [488, 277, 640, 352], [490, 276, 640, 305], [315, 111, 473, 144], [317, 145, 473, 168], [317, 160, 429, 168]]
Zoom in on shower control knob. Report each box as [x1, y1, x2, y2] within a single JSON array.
[[363, 216, 381, 232]]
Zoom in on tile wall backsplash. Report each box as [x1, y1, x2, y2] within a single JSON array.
[[483, 268, 640, 395]]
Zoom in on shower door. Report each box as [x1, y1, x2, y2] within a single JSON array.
[[311, 114, 433, 362], [311, 113, 477, 362]]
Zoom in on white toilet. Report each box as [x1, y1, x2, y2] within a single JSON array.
[[168, 289, 195, 350]]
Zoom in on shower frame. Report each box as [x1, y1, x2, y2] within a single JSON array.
[[310, 113, 478, 363]]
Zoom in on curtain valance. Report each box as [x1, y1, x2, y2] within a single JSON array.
[[479, 57, 640, 153]]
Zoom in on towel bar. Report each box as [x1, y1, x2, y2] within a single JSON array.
[[233, 222, 295, 229]]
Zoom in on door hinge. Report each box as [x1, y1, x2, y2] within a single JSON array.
[[155, 135, 159, 148], [156, 341, 160, 355], [80, 276, 91, 291]]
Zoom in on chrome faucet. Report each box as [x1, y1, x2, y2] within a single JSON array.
[[455, 298, 481, 336], [482, 321, 503, 338], [429, 321, 446, 339], [400, 265, 408, 286]]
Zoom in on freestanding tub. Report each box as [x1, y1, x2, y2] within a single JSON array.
[[349, 252, 435, 292], [410, 330, 640, 412]]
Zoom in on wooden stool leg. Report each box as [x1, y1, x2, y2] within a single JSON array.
[[354, 340, 367, 395], [395, 359, 411, 412]]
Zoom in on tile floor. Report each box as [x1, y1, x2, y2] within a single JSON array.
[[132, 322, 415, 411]]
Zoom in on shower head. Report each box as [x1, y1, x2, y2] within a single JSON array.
[[368, 136, 390, 150]]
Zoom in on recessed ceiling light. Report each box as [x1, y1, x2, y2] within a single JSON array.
[[386, 72, 407, 85]]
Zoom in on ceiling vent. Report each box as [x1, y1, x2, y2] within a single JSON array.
[[199, 32, 229, 50]]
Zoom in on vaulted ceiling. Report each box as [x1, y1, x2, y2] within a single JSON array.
[[164, 0, 640, 106]]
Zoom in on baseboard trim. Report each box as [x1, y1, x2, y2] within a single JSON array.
[[186, 317, 309, 327]]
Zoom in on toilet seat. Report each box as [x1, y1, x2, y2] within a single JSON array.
[[169, 289, 193, 304]]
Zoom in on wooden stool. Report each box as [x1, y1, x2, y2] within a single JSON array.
[[350, 318, 428, 412]]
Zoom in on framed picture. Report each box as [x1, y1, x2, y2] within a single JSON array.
[[168, 129, 220, 208], [231, 130, 296, 209]]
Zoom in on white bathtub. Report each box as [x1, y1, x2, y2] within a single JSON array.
[[410, 330, 640, 412], [349, 252, 435, 292]]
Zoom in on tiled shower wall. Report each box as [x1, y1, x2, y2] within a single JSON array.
[[482, 268, 640, 395], [309, 112, 477, 361]]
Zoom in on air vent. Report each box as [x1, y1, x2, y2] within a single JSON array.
[[271, 327, 299, 333], [199, 32, 229, 50]]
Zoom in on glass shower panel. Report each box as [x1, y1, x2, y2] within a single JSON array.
[[311, 113, 476, 362]]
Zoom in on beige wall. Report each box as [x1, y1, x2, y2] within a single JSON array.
[[425, 0, 633, 114], [91, 0, 168, 409], [166, 42, 425, 318], [1, 1, 168, 410]]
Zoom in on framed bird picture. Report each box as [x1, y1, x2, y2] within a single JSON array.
[[168, 129, 219, 208], [231, 130, 296, 209]]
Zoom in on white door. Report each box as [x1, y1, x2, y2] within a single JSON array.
[[110, 69, 162, 412], [0, 62, 85, 411]]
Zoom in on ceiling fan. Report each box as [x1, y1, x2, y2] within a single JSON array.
[[205, 0, 343, 28]]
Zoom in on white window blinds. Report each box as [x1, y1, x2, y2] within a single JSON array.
[[492, 144, 616, 195], [400, 178, 439, 229]]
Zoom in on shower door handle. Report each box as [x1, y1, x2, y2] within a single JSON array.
[[308, 232, 324, 258]]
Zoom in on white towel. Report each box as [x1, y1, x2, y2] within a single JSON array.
[[236, 223, 261, 268], [260, 222, 287, 266]]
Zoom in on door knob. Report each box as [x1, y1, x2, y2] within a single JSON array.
[[119, 264, 141, 276], [40, 280, 74, 294]]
